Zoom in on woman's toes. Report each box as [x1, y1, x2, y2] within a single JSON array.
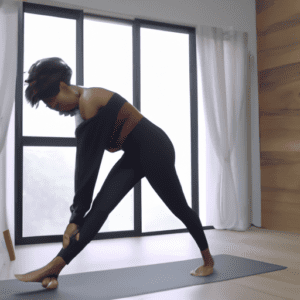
[[42, 277, 58, 289], [15, 274, 28, 282]]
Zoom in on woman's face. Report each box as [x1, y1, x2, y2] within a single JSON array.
[[44, 82, 79, 113]]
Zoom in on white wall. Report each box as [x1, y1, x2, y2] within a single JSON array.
[[6, 0, 260, 243]]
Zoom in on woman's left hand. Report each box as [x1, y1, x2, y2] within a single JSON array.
[[63, 223, 80, 249]]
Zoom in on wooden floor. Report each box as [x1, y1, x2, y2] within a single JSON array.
[[11, 226, 300, 299]]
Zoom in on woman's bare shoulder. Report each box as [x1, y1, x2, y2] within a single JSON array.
[[80, 88, 115, 120], [89, 88, 115, 108]]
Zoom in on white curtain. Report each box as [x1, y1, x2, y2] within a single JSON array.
[[197, 25, 251, 231], [0, 0, 19, 279]]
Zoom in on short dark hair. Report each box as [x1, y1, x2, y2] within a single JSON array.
[[24, 57, 72, 109]]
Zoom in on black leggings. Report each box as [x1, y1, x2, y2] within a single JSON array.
[[57, 117, 209, 265]]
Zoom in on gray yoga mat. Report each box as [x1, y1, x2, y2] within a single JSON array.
[[1, 254, 287, 300]]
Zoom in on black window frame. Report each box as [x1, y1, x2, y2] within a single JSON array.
[[15, 1, 214, 246]]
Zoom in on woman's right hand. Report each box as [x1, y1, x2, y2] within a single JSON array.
[[63, 223, 80, 249]]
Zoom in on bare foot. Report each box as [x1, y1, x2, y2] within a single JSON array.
[[14, 260, 63, 289], [190, 264, 214, 277]]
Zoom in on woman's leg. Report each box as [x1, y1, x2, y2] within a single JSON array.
[[144, 163, 209, 252], [133, 119, 214, 276], [56, 151, 145, 265], [135, 119, 212, 262]]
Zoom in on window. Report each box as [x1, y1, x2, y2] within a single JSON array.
[[140, 27, 192, 232], [16, 2, 212, 246]]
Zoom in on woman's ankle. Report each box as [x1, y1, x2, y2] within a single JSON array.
[[49, 257, 66, 273], [201, 248, 214, 266], [204, 261, 214, 267]]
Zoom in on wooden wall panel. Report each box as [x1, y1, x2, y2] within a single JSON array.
[[256, 0, 300, 234]]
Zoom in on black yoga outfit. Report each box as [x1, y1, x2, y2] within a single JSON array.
[[56, 93, 209, 265]]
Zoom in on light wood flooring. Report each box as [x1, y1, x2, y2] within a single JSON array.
[[11, 226, 300, 299]]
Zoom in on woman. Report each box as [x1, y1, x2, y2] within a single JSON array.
[[15, 57, 214, 290]]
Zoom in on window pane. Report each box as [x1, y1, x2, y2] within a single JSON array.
[[23, 13, 77, 138], [140, 28, 191, 233], [84, 16, 134, 232], [23, 147, 76, 237]]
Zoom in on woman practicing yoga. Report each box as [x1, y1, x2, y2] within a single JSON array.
[[15, 57, 214, 290]]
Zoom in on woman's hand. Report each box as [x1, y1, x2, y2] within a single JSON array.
[[63, 223, 80, 249]]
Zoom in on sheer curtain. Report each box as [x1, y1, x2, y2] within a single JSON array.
[[0, 0, 19, 279], [197, 25, 251, 231]]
